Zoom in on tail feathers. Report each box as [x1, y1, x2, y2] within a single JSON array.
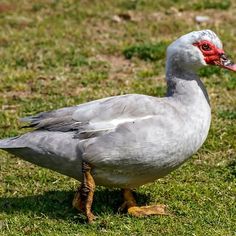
[[0, 136, 24, 149]]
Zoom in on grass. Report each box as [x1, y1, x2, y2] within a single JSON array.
[[0, 0, 235, 235], [123, 42, 169, 61]]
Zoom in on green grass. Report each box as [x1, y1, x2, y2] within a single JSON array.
[[0, 0, 235, 235], [123, 42, 169, 61], [192, 0, 231, 10]]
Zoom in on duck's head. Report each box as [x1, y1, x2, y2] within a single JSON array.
[[166, 29, 236, 73]]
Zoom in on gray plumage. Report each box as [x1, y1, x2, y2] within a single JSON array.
[[0, 30, 226, 188]]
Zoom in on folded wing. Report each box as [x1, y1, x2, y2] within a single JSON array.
[[21, 94, 167, 139]]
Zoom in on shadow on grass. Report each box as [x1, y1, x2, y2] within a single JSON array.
[[0, 188, 150, 223]]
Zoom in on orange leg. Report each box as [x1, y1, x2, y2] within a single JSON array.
[[120, 189, 169, 217], [72, 162, 95, 223]]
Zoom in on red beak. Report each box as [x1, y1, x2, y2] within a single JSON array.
[[214, 53, 236, 72]]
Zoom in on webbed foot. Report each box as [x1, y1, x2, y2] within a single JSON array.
[[120, 188, 169, 217], [128, 204, 168, 217]]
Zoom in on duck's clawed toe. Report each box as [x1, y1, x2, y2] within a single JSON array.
[[86, 212, 97, 224], [127, 204, 169, 217]]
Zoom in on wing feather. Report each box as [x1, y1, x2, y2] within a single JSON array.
[[20, 94, 173, 141]]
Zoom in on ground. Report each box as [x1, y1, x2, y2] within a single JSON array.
[[0, 0, 235, 235]]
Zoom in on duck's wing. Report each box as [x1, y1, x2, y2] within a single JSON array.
[[77, 105, 185, 187], [21, 94, 164, 134]]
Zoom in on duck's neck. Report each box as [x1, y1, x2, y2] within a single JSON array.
[[166, 65, 210, 106]]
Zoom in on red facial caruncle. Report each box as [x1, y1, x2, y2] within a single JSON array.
[[193, 40, 236, 72]]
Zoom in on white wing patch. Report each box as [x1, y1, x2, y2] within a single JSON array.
[[90, 115, 153, 130], [109, 115, 153, 126], [76, 115, 154, 139]]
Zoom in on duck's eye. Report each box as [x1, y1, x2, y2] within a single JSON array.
[[201, 44, 211, 51]]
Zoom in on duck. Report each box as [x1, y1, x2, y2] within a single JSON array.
[[0, 30, 235, 223]]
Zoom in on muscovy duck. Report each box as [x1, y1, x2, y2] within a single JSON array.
[[0, 30, 235, 223]]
